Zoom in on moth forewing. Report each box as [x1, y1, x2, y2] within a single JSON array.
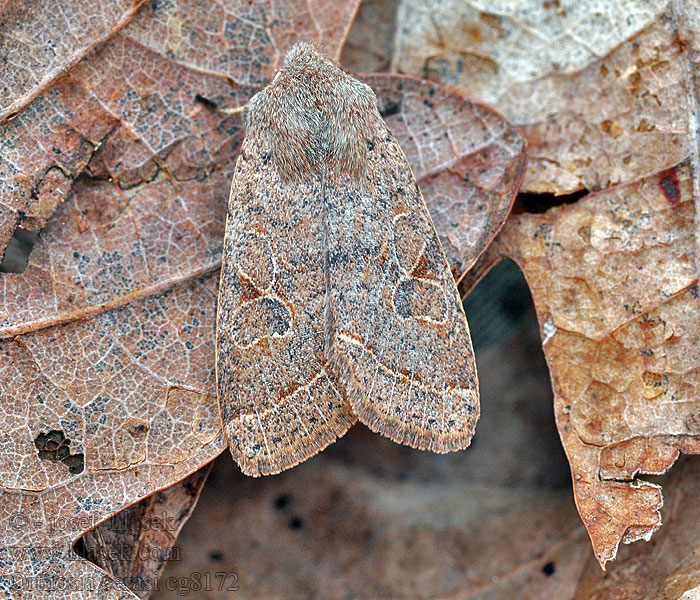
[[326, 121, 479, 452], [215, 127, 356, 478]]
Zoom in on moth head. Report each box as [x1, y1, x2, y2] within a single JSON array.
[[247, 42, 380, 184]]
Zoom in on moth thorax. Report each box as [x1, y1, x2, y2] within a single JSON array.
[[248, 46, 379, 184]]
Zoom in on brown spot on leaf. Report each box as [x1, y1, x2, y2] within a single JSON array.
[[464, 24, 483, 44], [659, 169, 680, 205], [601, 119, 622, 138], [126, 419, 150, 441]]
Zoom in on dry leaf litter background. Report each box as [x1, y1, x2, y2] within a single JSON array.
[[390, 0, 700, 572], [1, 0, 700, 598], [0, 0, 527, 597]]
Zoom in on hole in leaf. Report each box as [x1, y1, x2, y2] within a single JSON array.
[[379, 100, 400, 118], [194, 93, 220, 109], [289, 516, 303, 530], [34, 429, 84, 474], [542, 561, 555, 576], [0, 226, 39, 273]]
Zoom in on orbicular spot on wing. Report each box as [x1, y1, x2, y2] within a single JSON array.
[[234, 230, 276, 292], [229, 296, 292, 349], [392, 212, 427, 274], [393, 278, 448, 324]]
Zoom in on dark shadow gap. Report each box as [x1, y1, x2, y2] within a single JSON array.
[[463, 259, 533, 352], [74, 465, 211, 599], [513, 188, 589, 214], [0, 226, 39, 274]]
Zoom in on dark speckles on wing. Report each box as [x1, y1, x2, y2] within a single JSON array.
[[216, 42, 478, 477], [324, 111, 479, 453]]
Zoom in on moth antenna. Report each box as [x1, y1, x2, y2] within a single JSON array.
[[219, 105, 248, 116], [195, 94, 248, 115]]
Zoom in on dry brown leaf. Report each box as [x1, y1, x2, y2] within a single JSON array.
[[572, 455, 700, 599], [675, 0, 700, 287], [0, 0, 362, 257], [461, 162, 700, 567], [0, 272, 224, 598], [77, 464, 211, 599], [0, 0, 525, 595], [0, 0, 149, 121], [392, 1, 691, 195]]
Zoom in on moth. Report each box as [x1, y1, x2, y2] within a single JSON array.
[[216, 42, 479, 477]]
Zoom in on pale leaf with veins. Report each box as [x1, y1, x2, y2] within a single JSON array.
[[461, 162, 700, 567]]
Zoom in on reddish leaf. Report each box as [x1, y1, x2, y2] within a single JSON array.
[[0, 273, 223, 597], [0, 0, 149, 121], [573, 456, 700, 599]]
